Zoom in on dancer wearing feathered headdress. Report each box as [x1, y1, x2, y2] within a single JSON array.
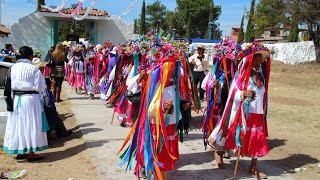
[[117, 30, 196, 179], [201, 37, 238, 168], [207, 41, 271, 179]]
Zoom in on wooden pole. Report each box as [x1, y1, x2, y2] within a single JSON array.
[[233, 148, 241, 180], [111, 109, 115, 125]]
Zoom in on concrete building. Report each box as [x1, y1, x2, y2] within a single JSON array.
[[0, 24, 10, 38], [231, 27, 240, 42], [0, 7, 135, 54]]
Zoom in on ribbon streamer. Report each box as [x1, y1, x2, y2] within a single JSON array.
[[41, 0, 67, 12]]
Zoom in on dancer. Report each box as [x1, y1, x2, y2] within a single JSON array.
[[118, 38, 187, 179], [85, 55, 99, 99], [201, 38, 237, 168], [207, 42, 271, 179]]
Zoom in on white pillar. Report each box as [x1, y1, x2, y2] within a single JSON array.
[[0, 0, 3, 25]]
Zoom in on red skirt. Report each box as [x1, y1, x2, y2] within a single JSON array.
[[240, 113, 269, 157], [150, 124, 179, 171], [225, 113, 269, 157]]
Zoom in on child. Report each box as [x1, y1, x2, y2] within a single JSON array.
[[85, 55, 98, 99], [71, 48, 86, 94]]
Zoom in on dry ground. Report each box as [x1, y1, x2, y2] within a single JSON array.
[[0, 61, 320, 180], [265, 61, 320, 179], [0, 94, 99, 179]]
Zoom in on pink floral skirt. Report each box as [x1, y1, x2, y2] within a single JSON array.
[[74, 73, 85, 88]]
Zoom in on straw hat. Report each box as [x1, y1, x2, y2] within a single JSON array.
[[197, 44, 205, 49], [254, 50, 270, 61], [32, 58, 47, 68]]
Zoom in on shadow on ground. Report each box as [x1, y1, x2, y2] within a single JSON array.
[[172, 150, 319, 180]]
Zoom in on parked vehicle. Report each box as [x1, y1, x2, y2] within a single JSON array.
[[0, 61, 13, 88]]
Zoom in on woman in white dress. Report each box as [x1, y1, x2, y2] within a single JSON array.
[[3, 46, 48, 161]]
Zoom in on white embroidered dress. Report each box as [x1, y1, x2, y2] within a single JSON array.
[[3, 59, 48, 154]]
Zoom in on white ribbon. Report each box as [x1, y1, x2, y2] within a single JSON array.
[[41, 0, 67, 12]]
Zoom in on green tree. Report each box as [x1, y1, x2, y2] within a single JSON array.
[[245, 0, 256, 42], [285, 0, 320, 62], [139, 0, 147, 35], [145, 0, 167, 31], [186, 16, 192, 37], [254, 0, 287, 37], [133, 19, 139, 34], [176, 0, 221, 38], [165, 11, 184, 37], [238, 14, 245, 43], [288, 23, 299, 42]]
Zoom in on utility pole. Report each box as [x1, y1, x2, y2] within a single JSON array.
[[0, 0, 3, 25]]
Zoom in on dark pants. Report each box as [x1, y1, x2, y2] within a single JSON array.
[[53, 77, 64, 88], [193, 71, 205, 100]]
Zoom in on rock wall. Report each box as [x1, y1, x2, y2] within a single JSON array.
[[192, 41, 316, 65]]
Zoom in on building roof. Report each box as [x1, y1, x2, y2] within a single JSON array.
[[40, 7, 109, 17], [0, 24, 10, 34], [263, 25, 291, 31]]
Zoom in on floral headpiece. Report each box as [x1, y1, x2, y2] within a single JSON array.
[[213, 37, 237, 60], [238, 40, 270, 61]]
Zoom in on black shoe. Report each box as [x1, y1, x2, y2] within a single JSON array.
[[15, 154, 28, 160]]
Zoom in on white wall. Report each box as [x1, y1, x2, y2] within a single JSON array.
[[192, 41, 316, 65], [97, 18, 137, 45], [0, 12, 51, 55], [265, 41, 316, 64]]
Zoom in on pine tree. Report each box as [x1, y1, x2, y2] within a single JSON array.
[[186, 16, 192, 38], [133, 19, 138, 34], [288, 22, 299, 42], [206, 5, 214, 39], [238, 14, 245, 43], [245, 0, 256, 42], [139, 0, 147, 35]]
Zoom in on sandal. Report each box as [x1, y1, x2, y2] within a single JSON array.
[[0, 172, 8, 179], [27, 155, 44, 162], [249, 166, 268, 179]]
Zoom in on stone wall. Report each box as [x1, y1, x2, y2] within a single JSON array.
[[264, 41, 316, 64], [192, 41, 316, 65]]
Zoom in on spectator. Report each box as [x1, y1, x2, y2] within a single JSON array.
[[48, 43, 68, 102], [3, 46, 48, 161], [189, 44, 208, 101]]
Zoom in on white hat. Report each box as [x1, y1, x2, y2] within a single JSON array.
[[110, 47, 117, 55], [32, 58, 47, 68], [85, 55, 95, 60]]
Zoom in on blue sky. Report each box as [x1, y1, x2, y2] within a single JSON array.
[[1, 0, 251, 36]]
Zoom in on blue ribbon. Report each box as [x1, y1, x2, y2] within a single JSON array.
[[244, 99, 250, 120], [235, 126, 242, 148]]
